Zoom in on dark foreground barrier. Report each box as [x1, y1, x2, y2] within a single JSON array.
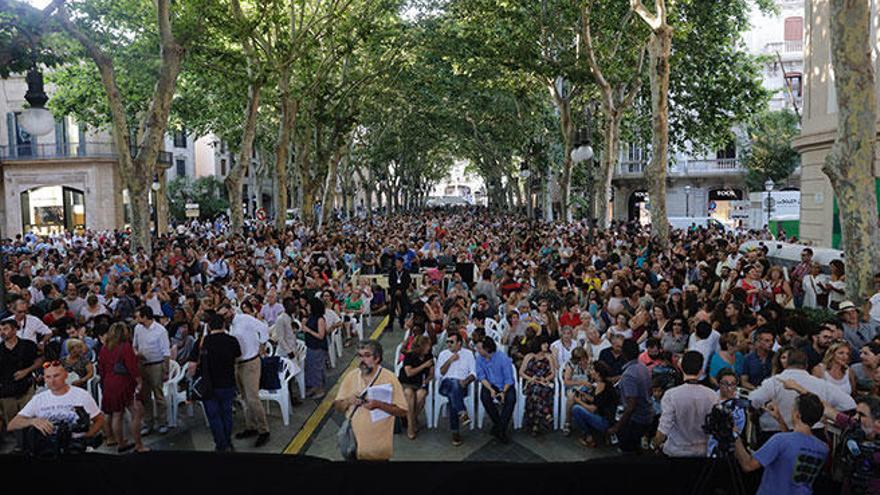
[[0, 452, 842, 495]]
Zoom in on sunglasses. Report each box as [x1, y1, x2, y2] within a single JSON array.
[[42, 360, 62, 369]]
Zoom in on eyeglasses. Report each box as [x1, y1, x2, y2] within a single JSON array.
[[42, 360, 62, 369], [446, 340, 456, 344], [357, 352, 373, 359]]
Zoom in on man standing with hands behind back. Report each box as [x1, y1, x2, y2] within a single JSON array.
[[334, 340, 407, 461], [388, 257, 411, 331], [133, 306, 170, 436]]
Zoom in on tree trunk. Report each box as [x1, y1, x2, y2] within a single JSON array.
[[596, 113, 622, 228], [321, 146, 344, 227], [822, 0, 880, 306], [274, 75, 296, 231], [644, 26, 672, 247], [128, 180, 151, 253], [543, 170, 554, 222], [226, 78, 261, 235], [156, 167, 169, 235]]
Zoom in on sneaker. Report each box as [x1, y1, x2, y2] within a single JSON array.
[[157, 426, 169, 435], [459, 412, 471, 428], [140, 426, 153, 436], [254, 432, 270, 448], [451, 432, 463, 447], [235, 429, 258, 439], [562, 423, 571, 436]]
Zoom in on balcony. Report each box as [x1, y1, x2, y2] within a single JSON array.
[[0, 141, 172, 164], [615, 158, 746, 178], [764, 40, 803, 56]]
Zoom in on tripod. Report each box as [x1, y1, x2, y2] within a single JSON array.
[[690, 446, 748, 495]]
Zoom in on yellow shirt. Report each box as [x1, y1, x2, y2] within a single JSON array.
[[335, 367, 407, 461]]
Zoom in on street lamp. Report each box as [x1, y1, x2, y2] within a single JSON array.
[[764, 178, 775, 228], [684, 184, 691, 217], [19, 65, 54, 137]]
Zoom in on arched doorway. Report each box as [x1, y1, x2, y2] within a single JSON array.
[[628, 190, 650, 225], [20, 186, 86, 235], [707, 187, 743, 226]]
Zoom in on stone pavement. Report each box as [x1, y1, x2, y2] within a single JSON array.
[[300, 324, 619, 462]]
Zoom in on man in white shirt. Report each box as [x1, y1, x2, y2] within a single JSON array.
[[652, 351, 719, 457], [688, 321, 720, 378], [9, 299, 51, 344], [749, 348, 856, 445], [230, 300, 270, 446], [8, 361, 104, 453], [133, 306, 171, 435], [436, 331, 476, 446], [585, 327, 611, 362], [207, 251, 230, 283], [869, 272, 880, 324]]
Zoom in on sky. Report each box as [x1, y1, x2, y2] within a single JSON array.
[[23, 0, 53, 8]]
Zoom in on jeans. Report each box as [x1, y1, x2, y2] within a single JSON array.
[[570, 405, 609, 436], [479, 386, 516, 433], [439, 378, 467, 432], [203, 387, 236, 450]]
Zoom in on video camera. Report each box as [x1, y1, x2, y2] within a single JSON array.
[[837, 426, 879, 495], [24, 406, 102, 457], [703, 398, 750, 455]]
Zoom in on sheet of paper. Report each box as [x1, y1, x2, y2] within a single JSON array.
[[366, 383, 393, 422]]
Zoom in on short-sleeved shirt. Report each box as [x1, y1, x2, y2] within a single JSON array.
[[19, 386, 101, 437], [189, 333, 242, 389], [598, 348, 627, 377], [335, 367, 407, 461], [753, 431, 829, 495], [398, 352, 432, 387], [618, 360, 654, 425], [0, 338, 38, 398]]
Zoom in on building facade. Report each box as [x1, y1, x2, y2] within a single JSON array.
[[611, 0, 805, 227], [792, 0, 880, 248]]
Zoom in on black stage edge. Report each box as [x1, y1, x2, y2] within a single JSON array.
[[0, 452, 842, 495]]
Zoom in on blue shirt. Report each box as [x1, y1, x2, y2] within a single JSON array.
[[742, 351, 773, 387], [618, 360, 654, 425], [753, 431, 828, 495], [475, 351, 515, 391]]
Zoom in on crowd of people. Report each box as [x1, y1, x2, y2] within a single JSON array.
[[0, 208, 878, 493]]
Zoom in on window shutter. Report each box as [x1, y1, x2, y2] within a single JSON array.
[[55, 120, 64, 155], [6, 113, 15, 157], [784, 17, 803, 41]]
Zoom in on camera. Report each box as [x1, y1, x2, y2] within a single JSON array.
[[24, 407, 102, 457], [703, 399, 749, 455], [836, 426, 879, 495]]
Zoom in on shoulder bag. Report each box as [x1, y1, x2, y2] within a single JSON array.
[[190, 334, 213, 401], [337, 369, 382, 461]]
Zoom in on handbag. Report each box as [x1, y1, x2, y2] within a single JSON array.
[[337, 369, 381, 461], [191, 335, 213, 401], [113, 358, 129, 376], [260, 356, 282, 390]]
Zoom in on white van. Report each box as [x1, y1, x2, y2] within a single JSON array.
[[667, 217, 732, 233]]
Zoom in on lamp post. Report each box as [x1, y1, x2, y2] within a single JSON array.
[[151, 178, 161, 235], [684, 184, 691, 217], [519, 164, 532, 219], [764, 178, 775, 228], [19, 65, 54, 138]]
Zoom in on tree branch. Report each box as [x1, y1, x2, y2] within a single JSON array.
[[630, 0, 661, 30]]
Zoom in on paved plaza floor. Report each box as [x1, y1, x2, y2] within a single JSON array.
[[1, 316, 618, 462]]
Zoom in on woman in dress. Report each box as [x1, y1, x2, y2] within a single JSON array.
[[398, 335, 434, 439], [823, 260, 847, 311], [303, 297, 328, 399], [97, 322, 147, 453], [767, 266, 793, 309], [812, 342, 853, 396], [520, 336, 558, 436]]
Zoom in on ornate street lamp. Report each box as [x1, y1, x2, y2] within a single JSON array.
[[19, 65, 54, 137]]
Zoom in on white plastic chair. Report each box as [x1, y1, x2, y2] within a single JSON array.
[[431, 362, 476, 431], [265, 341, 275, 357], [476, 362, 521, 430], [329, 327, 343, 367], [517, 362, 560, 430], [556, 367, 569, 429], [163, 361, 189, 427], [259, 357, 296, 426], [484, 318, 499, 334], [292, 340, 307, 400]]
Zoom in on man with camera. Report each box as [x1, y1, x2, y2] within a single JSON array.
[[734, 392, 829, 495], [8, 361, 104, 454], [651, 351, 718, 456], [0, 318, 42, 439]]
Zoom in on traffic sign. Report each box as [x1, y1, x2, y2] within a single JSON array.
[[256, 208, 267, 221]]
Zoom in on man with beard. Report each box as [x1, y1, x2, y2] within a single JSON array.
[[334, 340, 407, 461], [801, 325, 833, 373]]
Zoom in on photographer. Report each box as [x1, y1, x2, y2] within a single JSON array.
[[781, 379, 879, 495], [8, 361, 104, 454], [733, 393, 828, 495]]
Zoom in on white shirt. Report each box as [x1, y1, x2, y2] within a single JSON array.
[[658, 383, 719, 457], [19, 386, 100, 437], [15, 315, 52, 343], [688, 331, 721, 374], [749, 368, 857, 431], [133, 321, 171, 364], [436, 348, 476, 381], [231, 313, 269, 361], [259, 303, 285, 327], [870, 292, 880, 324], [550, 339, 577, 367], [588, 338, 611, 362]]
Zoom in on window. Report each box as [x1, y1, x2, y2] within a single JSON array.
[[627, 143, 645, 162], [176, 158, 186, 177], [13, 112, 33, 156], [173, 130, 187, 148], [220, 158, 227, 176], [785, 73, 803, 97], [716, 141, 736, 160], [784, 17, 803, 52]]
